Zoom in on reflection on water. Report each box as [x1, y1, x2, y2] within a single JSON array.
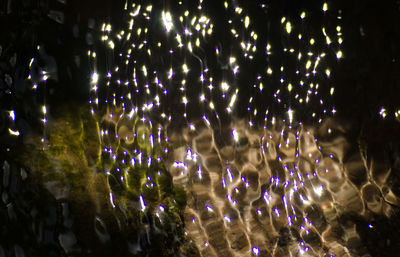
[[167, 118, 400, 256], [1, 114, 400, 256], [1, 0, 400, 257]]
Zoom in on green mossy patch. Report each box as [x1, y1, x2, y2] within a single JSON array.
[[16, 103, 199, 256]]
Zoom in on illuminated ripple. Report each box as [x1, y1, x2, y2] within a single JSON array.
[[167, 119, 399, 256]]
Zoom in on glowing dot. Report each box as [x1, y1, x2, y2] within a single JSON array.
[[336, 50, 343, 59], [168, 68, 174, 79], [9, 110, 15, 121], [244, 16, 250, 28], [182, 63, 189, 74], [285, 21, 292, 34], [142, 65, 148, 76], [42, 73, 48, 81], [105, 24, 111, 32], [288, 108, 294, 123], [91, 72, 99, 84], [232, 129, 239, 142], [325, 69, 331, 77], [379, 107, 387, 118], [306, 60, 312, 69], [323, 2, 328, 12], [209, 102, 215, 109], [221, 81, 229, 92], [252, 247, 260, 256], [140, 195, 146, 211], [224, 216, 231, 222], [314, 185, 324, 196], [233, 65, 239, 74]]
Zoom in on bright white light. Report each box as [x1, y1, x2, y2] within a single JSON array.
[[168, 68, 174, 79], [226, 167, 233, 181], [8, 129, 20, 136], [221, 81, 229, 92], [244, 16, 250, 28], [140, 195, 146, 211], [323, 2, 328, 12], [109, 192, 116, 208], [314, 185, 324, 196], [285, 21, 292, 34], [232, 129, 239, 142], [252, 247, 260, 256], [228, 93, 237, 109], [91, 72, 99, 84], [9, 110, 15, 121], [197, 166, 203, 179], [288, 83, 292, 92], [288, 108, 294, 124], [395, 110, 400, 118], [182, 63, 189, 74], [162, 11, 173, 32], [379, 107, 387, 119]]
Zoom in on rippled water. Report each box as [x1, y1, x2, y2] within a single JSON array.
[[1, 0, 400, 257], [167, 118, 400, 256]]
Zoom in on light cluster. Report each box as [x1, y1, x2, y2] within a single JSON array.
[[4, 0, 353, 141], [87, 0, 347, 255]]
